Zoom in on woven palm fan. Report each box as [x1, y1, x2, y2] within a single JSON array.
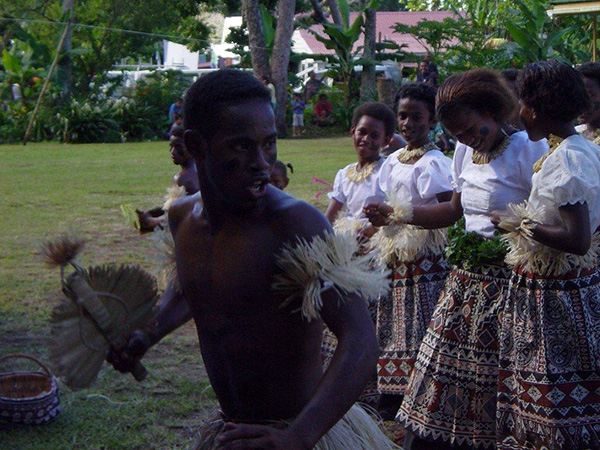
[[42, 236, 159, 390]]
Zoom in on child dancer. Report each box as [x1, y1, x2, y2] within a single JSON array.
[[269, 160, 293, 191], [493, 60, 600, 450], [576, 62, 600, 144], [325, 102, 396, 234], [366, 69, 548, 449], [369, 83, 453, 420], [322, 101, 396, 408]]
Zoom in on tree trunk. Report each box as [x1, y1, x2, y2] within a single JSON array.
[[360, 7, 377, 102], [59, 0, 75, 103], [271, 0, 296, 137], [242, 0, 270, 79], [327, 0, 343, 26]]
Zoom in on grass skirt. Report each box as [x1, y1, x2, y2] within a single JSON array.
[[497, 266, 600, 450], [194, 404, 399, 449], [397, 264, 511, 449], [377, 253, 450, 395]]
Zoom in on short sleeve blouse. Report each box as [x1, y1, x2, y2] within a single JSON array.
[[529, 134, 600, 231], [451, 130, 548, 237], [328, 158, 386, 219], [378, 149, 452, 206]]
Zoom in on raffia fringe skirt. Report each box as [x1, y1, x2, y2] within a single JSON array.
[[194, 403, 400, 449]]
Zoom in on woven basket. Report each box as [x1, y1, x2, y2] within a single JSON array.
[[0, 353, 61, 428]]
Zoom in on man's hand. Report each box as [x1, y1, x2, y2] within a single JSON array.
[[363, 203, 393, 227], [218, 423, 308, 450], [106, 329, 153, 374]]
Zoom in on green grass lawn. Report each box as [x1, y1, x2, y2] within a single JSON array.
[[0, 137, 355, 449]]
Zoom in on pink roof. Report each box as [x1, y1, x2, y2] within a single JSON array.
[[297, 11, 459, 55]]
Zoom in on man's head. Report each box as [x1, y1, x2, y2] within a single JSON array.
[[418, 61, 429, 75], [318, 94, 328, 102], [169, 125, 191, 166], [176, 98, 182, 106], [183, 70, 276, 210]]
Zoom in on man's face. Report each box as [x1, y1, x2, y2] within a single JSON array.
[[419, 62, 429, 74], [170, 135, 190, 166], [200, 99, 277, 210]]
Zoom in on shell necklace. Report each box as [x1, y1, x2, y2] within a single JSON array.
[[533, 134, 564, 173], [472, 133, 511, 165], [397, 142, 438, 164], [346, 159, 380, 183]]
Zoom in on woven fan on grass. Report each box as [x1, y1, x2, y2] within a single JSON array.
[[42, 236, 159, 390]]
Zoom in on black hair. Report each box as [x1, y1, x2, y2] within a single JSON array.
[[171, 124, 185, 138], [394, 82, 436, 118], [577, 62, 600, 89], [436, 68, 516, 123], [351, 102, 397, 137], [174, 113, 182, 120], [183, 69, 271, 140], [518, 60, 590, 122], [501, 69, 520, 83], [272, 160, 293, 177]]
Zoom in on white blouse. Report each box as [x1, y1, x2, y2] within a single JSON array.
[[452, 130, 548, 238], [328, 158, 386, 219], [377, 148, 452, 205], [529, 134, 600, 231]]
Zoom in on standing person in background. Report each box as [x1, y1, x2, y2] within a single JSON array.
[[576, 62, 600, 143], [291, 93, 306, 137], [415, 59, 436, 88], [493, 59, 600, 450], [168, 98, 183, 124], [304, 71, 323, 102], [366, 83, 453, 421], [366, 69, 547, 450]]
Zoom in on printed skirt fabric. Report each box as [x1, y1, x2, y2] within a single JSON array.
[[496, 266, 600, 450], [377, 253, 450, 395], [322, 299, 380, 407], [397, 264, 511, 449]]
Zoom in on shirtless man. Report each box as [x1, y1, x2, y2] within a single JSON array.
[[136, 125, 199, 232], [113, 70, 392, 449]]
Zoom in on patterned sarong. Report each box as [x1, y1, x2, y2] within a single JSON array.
[[377, 253, 450, 395], [194, 404, 400, 449], [397, 264, 511, 449], [496, 266, 600, 450]]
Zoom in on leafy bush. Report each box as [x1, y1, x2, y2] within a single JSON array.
[[110, 98, 156, 141], [58, 100, 121, 144]]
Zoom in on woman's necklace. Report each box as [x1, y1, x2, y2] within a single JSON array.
[[532, 134, 564, 173], [346, 159, 380, 183], [397, 142, 438, 164], [472, 133, 511, 165]]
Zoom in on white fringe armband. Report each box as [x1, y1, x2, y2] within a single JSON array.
[[386, 197, 414, 226], [332, 216, 366, 236], [162, 184, 187, 212], [151, 225, 180, 292], [273, 231, 391, 322], [502, 202, 600, 275]]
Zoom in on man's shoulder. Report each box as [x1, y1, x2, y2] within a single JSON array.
[[267, 188, 332, 241], [169, 192, 201, 227]]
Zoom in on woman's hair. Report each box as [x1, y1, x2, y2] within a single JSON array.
[[351, 102, 397, 137], [577, 62, 600, 89], [436, 68, 516, 123], [272, 160, 293, 177], [394, 82, 436, 118], [518, 60, 590, 122]]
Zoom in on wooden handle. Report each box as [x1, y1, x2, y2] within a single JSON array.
[[131, 360, 147, 382], [0, 353, 53, 377]]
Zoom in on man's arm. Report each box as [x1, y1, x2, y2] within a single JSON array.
[[218, 202, 379, 449]]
